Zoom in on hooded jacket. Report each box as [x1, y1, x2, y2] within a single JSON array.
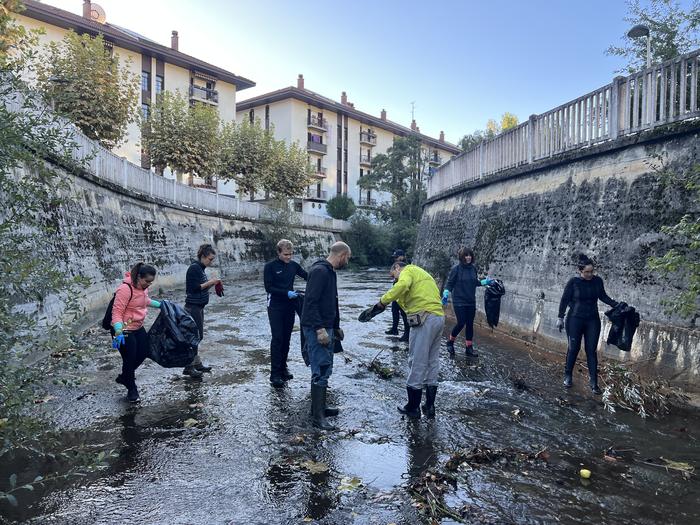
[[111, 272, 151, 331], [446, 263, 482, 307], [300, 259, 339, 330], [381, 264, 443, 316]]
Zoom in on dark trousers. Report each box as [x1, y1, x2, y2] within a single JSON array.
[[565, 315, 601, 384], [268, 304, 295, 380], [451, 304, 476, 341], [391, 301, 409, 331], [185, 303, 205, 340], [117, 327, 149, 389]]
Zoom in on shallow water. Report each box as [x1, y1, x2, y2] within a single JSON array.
[[2, 269, 699, 524]]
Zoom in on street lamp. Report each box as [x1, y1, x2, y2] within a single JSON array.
[[627, 24, 651, 68]]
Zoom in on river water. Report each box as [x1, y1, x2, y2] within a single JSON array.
[[3, 269, 699, 524]]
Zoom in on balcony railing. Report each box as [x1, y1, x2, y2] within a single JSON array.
[[358, 197, 378, 207], [359, 131, 377, 146], [307, 141, 328, 154], [189, 85, 219, 104], [311, 166, 327, 178], [359, 153, 372, 166], [306, 188, 328, 200], [428, 153, 442, 165], [308, 115, 328, 131]]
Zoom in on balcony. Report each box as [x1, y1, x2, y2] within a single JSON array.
[[310, 166, 327, 178], [307, 141, 327, 155], [189, 84, 219, 105], [305, 188, 328, 200], [359, 153, 372, 167], [359, 131, 377, 146], [307, 115, 328, 132], [428, 152, 442, 165], [358, 197, 378, 207]]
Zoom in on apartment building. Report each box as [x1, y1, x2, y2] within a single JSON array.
[[15, 0, 255, 176], [236, 75, 461, 216]]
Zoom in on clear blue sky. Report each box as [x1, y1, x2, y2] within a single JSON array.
[[39, 1, 692, 144]]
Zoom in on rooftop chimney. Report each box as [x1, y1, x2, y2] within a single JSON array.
[[380, 109, 386, 120], [297, 74, 304, 89], [439, 131, 445, 143], [341, 91, 347, 105], [410, 119, 417, 131], [83, 0, 92, 19], [171, 30, 179, 51]]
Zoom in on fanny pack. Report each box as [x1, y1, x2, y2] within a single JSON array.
[[407, 311, 429, 327]]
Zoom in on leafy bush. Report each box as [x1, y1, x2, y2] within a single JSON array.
[[343, 215, 391, 267], [326, 194, 356, 221]]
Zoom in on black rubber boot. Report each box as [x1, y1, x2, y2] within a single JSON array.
[[398, 330, 410, 342], [126, 385, 140, 403], [563, 373, 573, 388], [385, 327, 399, 335], [446, 339, 455, 355], [270, 377, 285, 388], [398, 387, 422, 419], [465, 344, 478, 357], [422, 385, 437, 418], [282, 369, 294, 380], [311, 384, 335, 430]]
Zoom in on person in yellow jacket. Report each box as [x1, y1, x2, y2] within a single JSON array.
[[372, 261, 445, 418]]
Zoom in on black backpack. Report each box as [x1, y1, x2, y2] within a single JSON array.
[[101, 284, 133, 330]]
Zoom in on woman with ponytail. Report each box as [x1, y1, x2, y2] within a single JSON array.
[[557, 254, 618, 394], [111, 262, 161, 402]]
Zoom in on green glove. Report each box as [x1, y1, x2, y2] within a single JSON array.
[[150, 300, 161, 308]]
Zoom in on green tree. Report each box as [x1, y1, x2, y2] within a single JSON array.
[[326, 194, 356, 220], [343, 214, 391, 266], [1, 0, 28, 65], [141, 91, 220, 180], [458, 112, 519, 152], [648, 163, 699, 321], [607, 0, 700, 72], [262, 139, 312, 199], [35, 30, 139, 149]]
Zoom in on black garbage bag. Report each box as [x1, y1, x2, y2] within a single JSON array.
[[147, 300, 200, 367], [484, 279, 506, 329], [293, 291, 309, 365], [605, 302, 640, 351]]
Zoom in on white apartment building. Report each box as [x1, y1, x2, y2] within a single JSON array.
[[236, 75, 461, 216], [15, 0, 254, 183]]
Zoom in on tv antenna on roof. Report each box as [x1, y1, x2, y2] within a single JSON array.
[[90, 3, 107, 24]]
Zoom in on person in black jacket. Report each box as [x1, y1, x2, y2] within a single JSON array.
[[301, 241, 351, 430], [264, 239, 308, 387], [386, 249, 410, 342], [443, 247, 493, 357], [183, 244, 222, 378], [558, 254, 619, 394]]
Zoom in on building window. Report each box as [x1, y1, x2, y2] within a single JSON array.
[[308, 133, 323, 144], [141, 71, 150, 92], [141, 103, 150, 120], [155, 75, 164, 94], [249, 109, 254, 124]]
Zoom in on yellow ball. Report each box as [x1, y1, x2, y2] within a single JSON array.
[[579, 468, 591, 479]]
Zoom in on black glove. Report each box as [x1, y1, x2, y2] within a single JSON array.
[[335, 327, 344, 341], [557, 318, 565, 332]]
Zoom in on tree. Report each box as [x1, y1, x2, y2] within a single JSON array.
[[458, 112, 520, 152], [262, 139, 312, 199], [326, 194, 356, 220], [500, 112, 519, 131], [218, 118, 274, 198], [1, 0, 28, 65], [607, 0, 700, 72], [141, 91, 220, 180], [35, 30, 139, 149]]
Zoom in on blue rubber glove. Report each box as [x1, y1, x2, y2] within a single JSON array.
[[441, 290, 450, 306], [287, 290, 298, 299], [480, 277, 494, 286], [112, 333, 125, 349], [150, 299, 161, 308]]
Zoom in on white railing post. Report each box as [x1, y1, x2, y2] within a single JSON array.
[[149, 171, 153, 197], [610, 76, 624, 140], [173, 176, 177, 203], [527, 114, 537, 164], [122, 157, 128, 188], [94, 152, 101, 179], [478, 142, 484, 179]]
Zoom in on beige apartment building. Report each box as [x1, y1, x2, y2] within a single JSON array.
[[236, 75, 461, 216], [15, 0, 254, 179]]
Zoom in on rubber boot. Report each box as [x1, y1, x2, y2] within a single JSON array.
[[446, 338, 455, 355], [563, 373, 573, 388], [183, 365, 203, 379], [398, 328, 410, 342], [590, 371, 602, 395], [422, 385, 437, 418], [398, 387, 422, 418], [465, 343, 478, 357], [311, 384, 335, 430], [193, 355, 212, 373], [282, 369, 294, 380], [126, 384, 140, 403], [385, 327, 399, 335]]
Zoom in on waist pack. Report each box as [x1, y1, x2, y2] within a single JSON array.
[[407, 311, 429, 327], [147, 300, 201, 367]]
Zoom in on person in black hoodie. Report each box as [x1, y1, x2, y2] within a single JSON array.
[[443, 247, 493, 356], [183, 244, 221, 378], [385, 249, 410, 342], [558, 254, 619, 394], [264, 239, 308, 387], [301, 241, 351, 430]]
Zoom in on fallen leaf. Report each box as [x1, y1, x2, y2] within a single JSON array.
[[183, 418, 199, 428], [301, 460, 329, 474], [338, 476, 363, 491]]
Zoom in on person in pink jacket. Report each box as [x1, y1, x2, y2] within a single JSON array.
[[111, 262, 161, 402]]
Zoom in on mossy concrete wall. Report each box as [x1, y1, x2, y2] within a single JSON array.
[[416, 125, 700, 384]]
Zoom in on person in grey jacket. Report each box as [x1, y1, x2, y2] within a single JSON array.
[[442, 247, 493, 356], [183, 243, 221, 378]]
